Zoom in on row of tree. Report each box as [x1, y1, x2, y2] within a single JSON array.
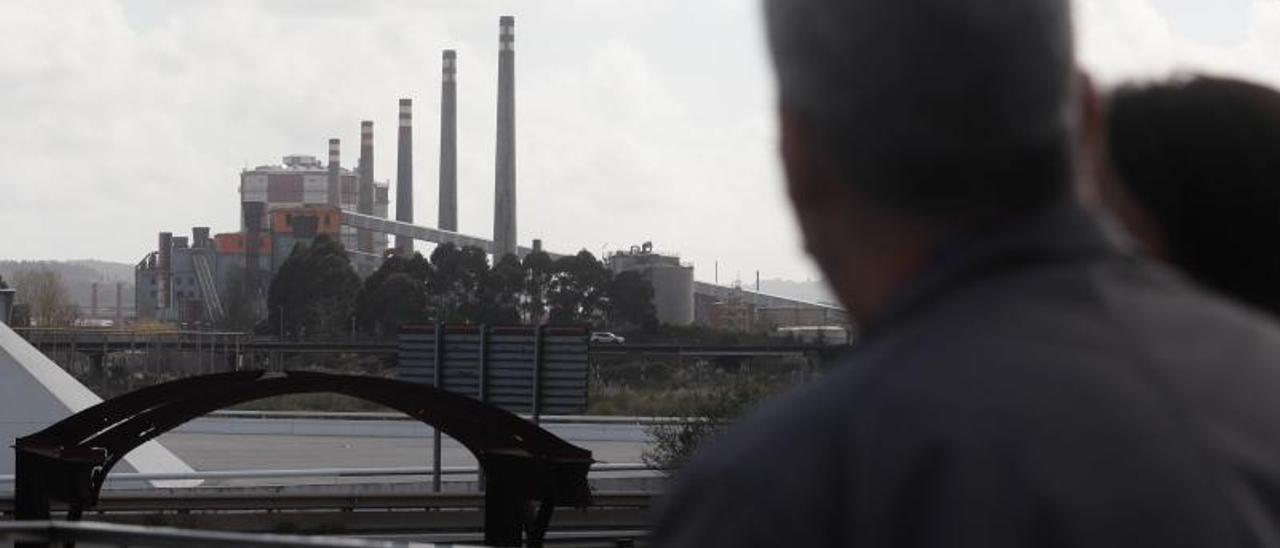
[[252, 235, 657, 339]]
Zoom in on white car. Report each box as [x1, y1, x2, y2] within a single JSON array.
[[590, 332, 626, 344]]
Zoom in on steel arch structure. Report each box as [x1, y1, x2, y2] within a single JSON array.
[[13, 370, 593, 547]]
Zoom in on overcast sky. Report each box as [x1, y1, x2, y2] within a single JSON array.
[[1, 0, 1278, 283]]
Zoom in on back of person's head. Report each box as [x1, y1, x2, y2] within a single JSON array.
[[1106, 75, 1280, 316], [764, 0, 1077, 226]]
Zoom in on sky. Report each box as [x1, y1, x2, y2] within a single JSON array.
[[1, 0, 1278, 284]]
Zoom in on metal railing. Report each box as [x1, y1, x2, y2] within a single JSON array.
[[0, 491, 656, 514], [13, 327, 836, 358], [0, 463, 660, 485], [0, 493, 656, 542], [0, 520, 443, 547], [205, 409, 683, 424]]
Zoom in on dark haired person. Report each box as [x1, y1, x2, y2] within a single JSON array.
[[1098, 75, 1280, 317], [654, 1, 1280, 546]]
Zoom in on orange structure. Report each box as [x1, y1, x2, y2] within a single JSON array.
[[270, 206, 343, 237], [213, 233, 273, 255]]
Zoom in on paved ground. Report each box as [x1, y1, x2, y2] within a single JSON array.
[[158, 432, 646, 470], [130, 417, 652, 489]]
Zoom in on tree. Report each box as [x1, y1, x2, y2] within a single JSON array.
[[12, 269, 78, 327], [356, 252, 431, 337], [642, 377, 770, 470], [474, 254, 523, 325], [521, 249, 554, 323], [547, 250, 612, 325], [266, 234, 361, 339], [427, 244, 489, 323], [220, 266, 266, 332], [608, 270, 658, 331]]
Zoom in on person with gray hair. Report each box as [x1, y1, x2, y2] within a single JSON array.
[[654, 0, 1280, 546]]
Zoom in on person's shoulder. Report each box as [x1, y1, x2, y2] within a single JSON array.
[[1106, 260, 1280, 363]]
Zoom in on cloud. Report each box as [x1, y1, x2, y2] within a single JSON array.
[[0, 0, 816, 282], [1, 0, 1278, 285], [1075, 0, 1280, 87]]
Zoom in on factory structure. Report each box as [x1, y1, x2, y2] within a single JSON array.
[[134, 17, 847, 331], [607, 243, 694, 326], [135, 18, 506, 324]]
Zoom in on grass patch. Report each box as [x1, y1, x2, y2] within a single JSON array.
[[230, 393, 392, 412]]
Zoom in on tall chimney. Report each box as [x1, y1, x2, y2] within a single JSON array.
[[493, 16, 517, 259], [395, 99, 414, 254], [158, 232, 173, 311], [91, 282, 99, 318], [439, 50, 458, 232], [327, 138, 341, 207], [358, 120, 375, 253], [242, 201, 264, 291], [115, 282, 123, 325]]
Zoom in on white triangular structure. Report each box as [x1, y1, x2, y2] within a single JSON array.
[[0, 322, 198, 488]]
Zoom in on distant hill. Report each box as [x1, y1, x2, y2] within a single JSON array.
[[0, 260, 135, 312]]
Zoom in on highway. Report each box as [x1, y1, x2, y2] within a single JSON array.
[[13, 327, 840, 358], [135, 413, 653, 488]]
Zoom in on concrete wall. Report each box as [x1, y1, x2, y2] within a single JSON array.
[[0, 322, 196, 485]]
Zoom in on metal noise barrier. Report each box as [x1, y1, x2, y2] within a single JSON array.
[[398, 324, 590, 415]]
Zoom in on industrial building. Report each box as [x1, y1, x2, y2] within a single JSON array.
[[239, 154, 390, 270], [134, 17, 511, 324], [607, 243, 694, 326], [133, 16, 848, 331], [136, 145, 392, 324]]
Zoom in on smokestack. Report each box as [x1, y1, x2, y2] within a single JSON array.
[[115, 282, 123, 325], [158, 232, 173, 310], [358, 120, 375, 252], [327, 138, 341, 207], [439, 50, 458, 233], [91, 283, 99, 318], [193, 226, 210, 248], [242, 201, 264, 283], [395, 99, 414, 254], [493, 16, 517, 259]]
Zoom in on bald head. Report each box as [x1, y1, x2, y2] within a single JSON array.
[[766, 0, 1078, 224]]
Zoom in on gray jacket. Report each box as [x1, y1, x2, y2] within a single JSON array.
[[654, 203, 1280, 547]]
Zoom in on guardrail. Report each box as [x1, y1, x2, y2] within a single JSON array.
[[0, 520, 441, 547], [206, 409, 683, 425], [0, 521, 647, 547], [0, 463, 661, 485], [13, 328, 840, 358], [0, 491, 658, 538], [0, 491, 656, 514]]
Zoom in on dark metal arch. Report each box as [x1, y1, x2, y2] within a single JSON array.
[[14, 370, 593, 547]]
